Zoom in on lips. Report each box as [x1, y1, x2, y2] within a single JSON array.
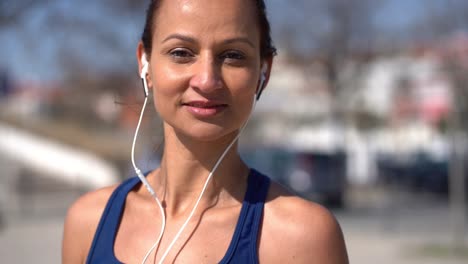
[[182, 100, 228, 117], [182, 101, 228, 108]]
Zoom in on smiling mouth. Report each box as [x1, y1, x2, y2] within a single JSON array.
[[182, 101, 228, 117], [182, 101, 228, 108]]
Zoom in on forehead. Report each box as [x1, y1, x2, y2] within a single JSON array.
[[154, 0, 259, 44]]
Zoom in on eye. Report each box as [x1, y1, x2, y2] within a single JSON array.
[[223, 51, 245, 60], [169, 48, 194, 63], [220, 50, 246, 65]]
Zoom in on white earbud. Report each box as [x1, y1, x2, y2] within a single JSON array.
[[140, 53, 149, 78], [140, 54, 150, 97], [256, 62, 268, 100], [260, 63, 267, 83]]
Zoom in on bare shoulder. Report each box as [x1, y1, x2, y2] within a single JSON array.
[[62, 184, 119, 264], [259, 181, 348, 264]]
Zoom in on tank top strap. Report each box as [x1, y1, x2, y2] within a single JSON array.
[[220, 168, 271, 264], [86, 176, 140, 264], [87, 169, 271, 264]]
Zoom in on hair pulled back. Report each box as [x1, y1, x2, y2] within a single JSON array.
[[141, 0, 277, 59]]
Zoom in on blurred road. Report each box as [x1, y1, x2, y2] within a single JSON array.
[[1, 156, 467, 263], [337, 196, 468, 264], [0, 154, 80, 263]]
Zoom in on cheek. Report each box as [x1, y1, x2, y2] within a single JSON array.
[[153, 65, 188, 95], [226, 72, 259, 114], [151, 65, 190, 111], [222, 71, 259, 126], [224, 68, 259, 97]]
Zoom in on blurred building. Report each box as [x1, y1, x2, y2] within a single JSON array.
[[248, 33, 466, 187]]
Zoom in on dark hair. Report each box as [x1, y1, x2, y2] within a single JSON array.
[[141, 0, 277, 59]]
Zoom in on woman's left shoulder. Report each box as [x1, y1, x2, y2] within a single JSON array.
[[260, 180, 349, 263], [264, 180, 340, 233]]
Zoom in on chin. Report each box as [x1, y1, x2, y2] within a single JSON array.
[[170, 122, 240, 143]]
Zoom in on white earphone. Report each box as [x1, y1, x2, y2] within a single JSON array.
[[132, 55, 268, 264], [131, 53, 167, 264], [140, 53, 150, 97], [256, 62, 268, 100]]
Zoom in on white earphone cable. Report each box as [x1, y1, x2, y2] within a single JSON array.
[[156, 94, 258, 264], [131, 75, 167, 264]]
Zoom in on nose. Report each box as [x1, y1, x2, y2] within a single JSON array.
[[189, 54, 223, 93]]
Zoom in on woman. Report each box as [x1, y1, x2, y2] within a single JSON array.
[[62, 0, 348, 263]]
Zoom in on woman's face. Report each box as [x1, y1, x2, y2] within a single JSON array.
[[141, 0, 267, 142]]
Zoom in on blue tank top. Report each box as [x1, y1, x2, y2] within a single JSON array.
[[86, 168, 271, 264]]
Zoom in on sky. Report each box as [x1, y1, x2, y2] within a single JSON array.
[[0, 0, 443, 82]]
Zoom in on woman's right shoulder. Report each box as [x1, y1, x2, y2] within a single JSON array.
[[62, 184, 120, 263], [66, 184, 119, 227]]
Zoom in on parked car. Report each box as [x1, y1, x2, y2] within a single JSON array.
[[377, 151, 468, 194]]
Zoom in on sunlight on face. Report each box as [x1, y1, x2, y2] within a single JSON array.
[[149, 0, 263, 142], [180, 1, 192, 13]]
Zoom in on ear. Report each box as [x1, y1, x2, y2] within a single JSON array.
[[262, 56, 273, 87], [256, 56, 274, 100], [136, 42, 153, 89]]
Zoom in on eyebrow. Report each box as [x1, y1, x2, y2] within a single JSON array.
[[162, 33, 255, 48], [162, 34, 197, 44], [224, 37, 255, 48]]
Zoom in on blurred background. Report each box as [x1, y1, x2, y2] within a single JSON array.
[[0, 0, 468, 263]]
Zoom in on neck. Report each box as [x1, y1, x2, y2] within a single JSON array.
[[147, 124, 249, 218]]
